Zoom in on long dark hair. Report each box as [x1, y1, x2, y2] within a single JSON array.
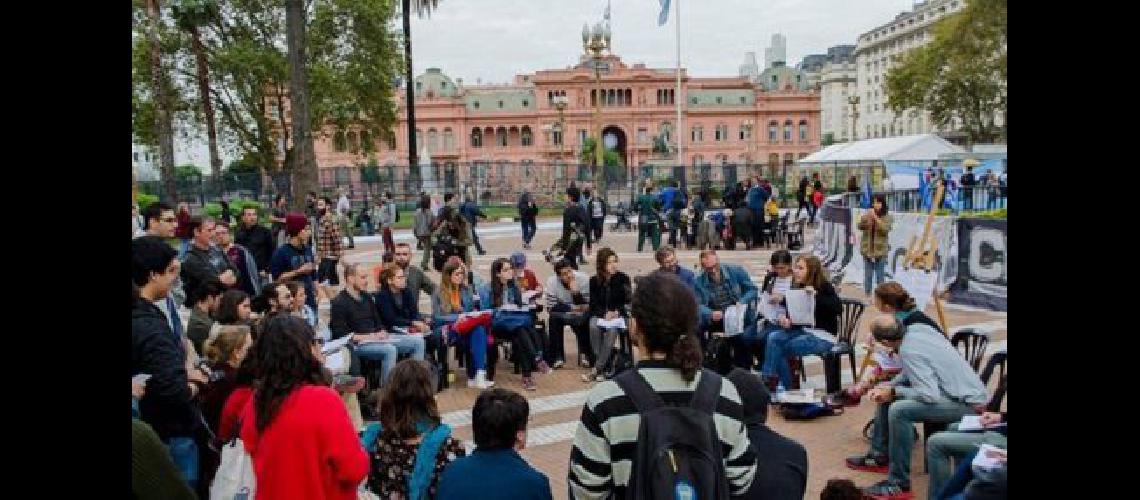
[[595, 247, 618, 280], [252, 315, 330, 431], [215, 289, 250, 324], [631, 272, 702, 382], [490, 258, 512, 307], [872, 194, 888, 217], [379, 359, 440, 440]]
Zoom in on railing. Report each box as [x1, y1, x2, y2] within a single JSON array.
[[840, 186, 1008, 213]]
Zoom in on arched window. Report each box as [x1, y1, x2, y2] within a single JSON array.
[[416, 129, 423, 150], [716, 154, 729, 165], [427, 128, 439, 154], [691, 125, 703, 143], [443, 128, 454, 151], [768, 121, 779, 143], [521, 126, 533, 147], [347, 131, 359, 153], [783, 153, 794, 167], [470, 128, 482, 148], [715, 123, 728, 142], [359, 130, 372, 153], [496, 127, 508, 147], [692, 155, 705, 166], [625, 89, 632, 106], [799, 120, 808, 142], [783, 120, 793, 143], [333, 130, 347, 152]]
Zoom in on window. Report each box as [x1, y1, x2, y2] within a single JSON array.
[[334, 130, 347, 152], [442, 128, 454, 151], [715, 96, 723, 104], [659, 121, 673, 142], [626, 89, 632, 106], [783, 153, 794, 167], [692, 155, 705, 166], [496, 127, 508, 147], [521, 126, 533, 147], [715, 123, 728, 142], [133, 152, 139, 162], [799, 120, 808, 142], [691, 125, 704, 142], [768, 153, 780, 166], [578, 129, 588, 145], [637, 128, 648, 144], [426, 128, 438, 153], [691, 97, 698, 105], [347, 131, 359, 153], [768, 121, 779, 143], [739, 124, 752, 141], [522, 99, 529, 107], [473, 101, 480, 109], [386, 132, 397, 150], [471, 128, 483, 148], [498, 100, 504, 108], [783, 120, 793, 142], [552, 127, 563, 146], [740, 96, 747, 104]]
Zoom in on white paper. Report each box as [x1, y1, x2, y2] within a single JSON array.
[[785, 289, 816, 326], [893, 268, 938, 313], [756, 293, 786, 323], [324, 351, 346, 372], [774, 388, 820, 404], [322, 335, 351, 355], [595, 317, 628, 330], [522, 290, 542, 303], [958, 415, 985, 431], [971, 444, 1007, 470], [722, 304, 748, 336]]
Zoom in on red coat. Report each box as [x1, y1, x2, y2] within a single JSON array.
[[240, 385, 368, 500], [218, 386, 253, 442]]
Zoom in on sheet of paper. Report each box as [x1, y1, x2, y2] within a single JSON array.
[[894, 268, 938, 313], [958, 415, 984, 431], [756, 293, 786, 322], [595, 317, 628, 330], [321, 335, 351, 355], [522, 290, 541, 303], [971, 444, 1007, 470], [324, 351, 346, 372], [774, 388, 820, 404], [785, 289, 815, 326]]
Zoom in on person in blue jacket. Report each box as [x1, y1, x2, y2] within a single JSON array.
[[432, 259, 495, 389], [693, 249, 759, 365], [746, 176, 770, 247]]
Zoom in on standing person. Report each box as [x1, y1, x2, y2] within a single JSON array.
[[337, 188, 355, 249], [432, 260, 494, 389], [304, 191, 318, 219], [960, 165, 977, 211], [635, 185, 662, 252], [315, 196, 345, 298], [795, 175, 810, 221], [985, 170, 1000, 210], [567, 272, 757, 499], [180, 216, 239, 298], [587, 190, 607, 245], [847, 175, 860, 194], [518, 190, 539, 249], [759, 254, 841, 390], [235, 205, 274, 286], [999, 167, 1007, 208], [413, 195, 434, 268], [580, 188, 595, 258], [690, 190, 706, 248], [857, 194, 893, 297], [359, 196, 373, 236], [438, 206, 474, 267], [377, 191, 397, 256], [132, 236, 207, 489], [810, 173, 825, 224], [461, 194, 489, 256], [133, 203, 146, 238], [219, 200, 233, 227], [364, 360, 467, 498], [581, 248, 632, 383], [488, 258, 550, 391], [175, 202, 193, 258], [746, 176, 769, 247], [330, 263, 426, 387], [269, 214, 318, 313], [726, 368, 809, 500], [544, 259, 592, 369], [560, 188, 589, 265], [270, 194, 289, 247], [437, 389, 553, 500], [239, 315, 369, 500], [214, 222, 261, 297]]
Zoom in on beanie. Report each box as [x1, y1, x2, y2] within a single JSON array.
[[285, 213, 308, 237]]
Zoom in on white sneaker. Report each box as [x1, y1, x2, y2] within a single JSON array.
[[469, 370, 494, 389]]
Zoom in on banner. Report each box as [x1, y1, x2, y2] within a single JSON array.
[[812, 202, 853, 273], [844, 210, 958, 291], [947, 218, 1007, 311]]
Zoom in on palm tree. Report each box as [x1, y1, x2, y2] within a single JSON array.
[[402, 0, 441, 169], [172, 0, 222, 178], [145, 0, 178, 203], [285, 0, 319, 211]]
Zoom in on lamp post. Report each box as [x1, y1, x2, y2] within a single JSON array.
[[552, 94, 568, 161], [848, 95, 860, 141], [583, 21, 611, 196]]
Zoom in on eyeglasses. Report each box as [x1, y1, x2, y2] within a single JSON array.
[[394, 274, 407, 279], [160, 217, 176, 223]]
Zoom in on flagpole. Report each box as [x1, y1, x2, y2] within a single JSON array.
[[675, 0, 683, 168]]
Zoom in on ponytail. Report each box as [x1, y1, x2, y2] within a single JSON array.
[[671, 333, 703, 383]]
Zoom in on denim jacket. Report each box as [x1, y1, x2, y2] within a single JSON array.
[[431, 284, 492, 327], [694, 263, 759, 326]]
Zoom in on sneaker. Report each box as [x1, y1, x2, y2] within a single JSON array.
[[862, 480, 912, 499], [468, 370, 493, 390], [578, 354, 592, 368], [827, 389, 862, 407], [581, 371, 597, 383], [334, 375, 366, 394], [536, 360, 552, 375], [552, 359, 565, 369], [845, 452, 890, 474], [522, 376, 537, 391]]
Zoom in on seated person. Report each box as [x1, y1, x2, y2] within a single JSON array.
[[693, 249, 758, 373], [432, 259, 495, 389], [330, 263, 426, 388], [214, 289, 253, 327], [185, 279, 224, 356], [543, 259, 592, 369], [581, 248, 632, 383], [928, 411, 1008, 500], [655, 245, 697, 294], [283, 281, 331, 341], [759, 254, 841, 390], [375, 263, 432, 334], [726, 368, 808, 500], [437, 388, 553, 500], [509, 252, 542, 293], [847, 314, 990, 499], [934, 444, 1007, 500], [735, 250, 794, 370], [487, 258, 550, 391]]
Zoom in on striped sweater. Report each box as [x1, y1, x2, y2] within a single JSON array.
[[568, 361, 757, 499]]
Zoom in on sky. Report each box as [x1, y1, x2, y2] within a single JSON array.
[[404, 0, 919, 84]]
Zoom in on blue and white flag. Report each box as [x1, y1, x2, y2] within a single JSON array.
[[918, 173, 930, 211], [860, 176, 873, 209], [658, 0, 671, 26]]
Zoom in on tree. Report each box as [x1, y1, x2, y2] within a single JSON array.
[[284, 0, 318, 211], [172, 0, 224, 178], [143, 0, 179, 203], [579, 137, 622, 182], [401, 0, 441, 169], [885, 0, 1007, 145]]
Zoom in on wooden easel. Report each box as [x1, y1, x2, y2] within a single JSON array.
[[855, 180, 950, 382]]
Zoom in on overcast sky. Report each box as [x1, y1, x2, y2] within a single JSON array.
[[405, 0, 918, 84]]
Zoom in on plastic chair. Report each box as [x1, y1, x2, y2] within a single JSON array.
[[826, 298, 866, 384], [950, 328, 990, 372], [980, 351, 1007, 385]]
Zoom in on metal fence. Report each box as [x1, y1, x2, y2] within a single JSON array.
[[840, 186, 1008, 213]]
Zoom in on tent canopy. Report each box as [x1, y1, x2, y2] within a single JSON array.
[[798, 134, 966, 164]]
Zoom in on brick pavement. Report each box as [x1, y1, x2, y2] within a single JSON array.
[[339, 217, 1007, 500]]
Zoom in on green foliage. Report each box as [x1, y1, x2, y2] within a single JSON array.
[[225, 155, 260, 175], [821, 133, 835, 146], [176, 164, 203, 180], [137, 193, 160, 210], [203, 202, 223, 218], [359, 159, 382, 184], [885, 0, 1007, 144], [578, 137, 622, 167]]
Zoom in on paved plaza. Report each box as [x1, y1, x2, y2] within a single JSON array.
[[341, 216, 1007, 500]]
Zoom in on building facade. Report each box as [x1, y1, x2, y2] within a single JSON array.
[[303, 51, 820, 194], [854, 0, 966, 140], [799, 45, 857, 143]]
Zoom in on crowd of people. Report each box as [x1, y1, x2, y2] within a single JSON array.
[[133, 183, 1004, 500]]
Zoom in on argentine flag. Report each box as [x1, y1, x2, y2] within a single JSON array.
[[860, 176, 873, 209], [658, 0, 671, 26]]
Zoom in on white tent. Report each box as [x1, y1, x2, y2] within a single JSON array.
[[798, 134, 965, 164]]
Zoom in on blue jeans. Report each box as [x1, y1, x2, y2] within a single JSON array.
[[760, 326, 835, 389], [927, 425, 1007, 499], [938, 449, 977, 500], [463, 325, 490, 375], [362, 222, 373, 236], [864, 256, 886, 295], [869, 398, 976, 485], [355, 335, 426, 385], [730, 322, 777, 370], [521, 218, 537, 245], [164, 436, 199, 489]]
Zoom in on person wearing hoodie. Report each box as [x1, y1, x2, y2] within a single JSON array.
[[132, 236, 207, 489], [726, 368, 808, 500], [517, 190, 539, 249]]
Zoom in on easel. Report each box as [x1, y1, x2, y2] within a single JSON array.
[[855, 180, 950, 382]]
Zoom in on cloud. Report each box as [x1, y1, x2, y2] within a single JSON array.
[[405, 0, 915, 83]]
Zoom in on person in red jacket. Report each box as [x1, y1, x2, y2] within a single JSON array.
[[240, 315, 368, 500]]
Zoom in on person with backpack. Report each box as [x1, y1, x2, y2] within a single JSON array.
[[363, 359, 466, 498], [580, 247, 632, 383], [635, 185, 662, 252], [560, 188, 589, 265], [587, 191, 607, 245], [567, 271, 757, 499]]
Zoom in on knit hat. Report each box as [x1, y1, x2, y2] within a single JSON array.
[[726, 368, 770, 426], [285, 213, 308, 237], [510, 251, 526, 268]]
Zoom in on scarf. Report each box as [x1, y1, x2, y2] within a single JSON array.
[[362, 419, 453, 500]]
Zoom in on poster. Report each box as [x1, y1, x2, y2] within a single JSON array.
[[844, 210, 958, 291], [893, 268, 938, 312], [947, 218, 1007, 311]]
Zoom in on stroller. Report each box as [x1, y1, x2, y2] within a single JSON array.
[[610, 202, 634, 232]]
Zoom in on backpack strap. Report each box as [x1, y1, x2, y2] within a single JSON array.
[[613, 369, 665, 414], [689, 369, 723, 416]]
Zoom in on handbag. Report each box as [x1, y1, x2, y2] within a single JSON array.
[[492, 309, 534, 331], [209, 419, 256, 500], [452, 311, 491, 336]]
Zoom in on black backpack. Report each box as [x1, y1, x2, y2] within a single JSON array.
[[431, 236, 457, 272], [613, 368, 731, 500]]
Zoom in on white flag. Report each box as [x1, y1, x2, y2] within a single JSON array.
[[658, 0, 671, 26]]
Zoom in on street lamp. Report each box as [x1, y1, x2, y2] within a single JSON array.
[[583, 21, 611, 196], [552, 93, 568, 161], [847, 95, 860, 141]]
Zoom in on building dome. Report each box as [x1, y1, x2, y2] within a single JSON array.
[[415, 68, 459, 98]]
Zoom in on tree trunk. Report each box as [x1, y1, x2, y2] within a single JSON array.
[[191, 25, 222, 179], [146, 0, 178, 204], [402, 0, 418, 169], [286, 0, 319, 212]]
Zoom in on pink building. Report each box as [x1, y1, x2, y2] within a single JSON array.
[[309, 51, 820, 201]]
